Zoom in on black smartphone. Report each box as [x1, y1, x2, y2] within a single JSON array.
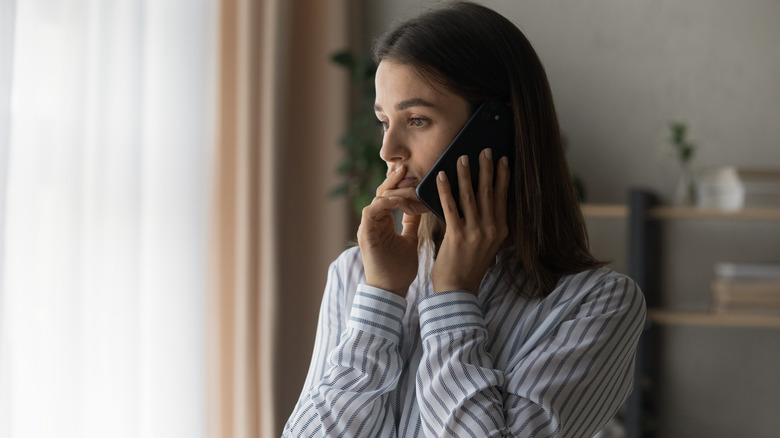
[[415, 101, 514, 222]]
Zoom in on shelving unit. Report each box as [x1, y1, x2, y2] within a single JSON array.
[[581, 192, 780, 437], [582, 200, 780, 330]]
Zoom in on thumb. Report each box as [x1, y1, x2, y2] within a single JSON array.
[[400, 213, 421, 242]]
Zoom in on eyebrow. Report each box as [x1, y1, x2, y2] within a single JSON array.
[[374, 97, 437, 112]]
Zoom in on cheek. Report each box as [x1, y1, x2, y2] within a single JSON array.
[[410, 126, 459, 175], [422, 120, 466, 172], [419, 143, 448, 175]]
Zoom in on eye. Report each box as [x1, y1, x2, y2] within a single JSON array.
[[409, 117, 429, 128], [376, 119, 389, 134]]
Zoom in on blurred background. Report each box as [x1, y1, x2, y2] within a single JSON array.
[[1, 1, 778, 437]]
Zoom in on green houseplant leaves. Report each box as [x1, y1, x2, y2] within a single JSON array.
[[330, 50, 386, 216]]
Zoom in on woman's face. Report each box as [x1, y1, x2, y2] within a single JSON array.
[[374, 61, 471, 190]]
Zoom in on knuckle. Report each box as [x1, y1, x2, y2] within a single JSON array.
[[360, 211, 372, 224], [362, 200, 379, 217]]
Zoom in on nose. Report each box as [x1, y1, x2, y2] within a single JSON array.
[[379, 127, 409, 165]]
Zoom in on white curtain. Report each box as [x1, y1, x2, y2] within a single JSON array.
[[0, 1, 216, 437]]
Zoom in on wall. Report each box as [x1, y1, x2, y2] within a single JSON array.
[[363, 1, 780, 437]]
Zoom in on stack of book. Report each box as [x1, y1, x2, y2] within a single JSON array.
[[697, 167, 780, 210], [711, 263, 780, 315]]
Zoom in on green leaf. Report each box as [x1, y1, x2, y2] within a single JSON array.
[[667, 120, 697, 163], [330, 48, 383, 219], [330, 184, 348, 197], [331, 50, 355, 68]]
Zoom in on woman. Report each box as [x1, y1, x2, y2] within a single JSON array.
[[284, 2, 645, 437]]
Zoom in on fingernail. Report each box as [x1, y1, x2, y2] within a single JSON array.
[[438, 171, 446, 182], [460, 155, 468, 166], [501, 156, 509, 166], [484, 148, 492, 159], [395, 165, 404, 173]]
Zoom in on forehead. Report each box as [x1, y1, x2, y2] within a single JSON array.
[[374, 61, 449, 108]]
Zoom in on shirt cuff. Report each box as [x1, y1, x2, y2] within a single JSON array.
[[348, 284, 407, 344], [418, 290, 486, 340]]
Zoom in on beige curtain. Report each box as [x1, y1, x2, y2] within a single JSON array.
[[209, 0, 355, 436]]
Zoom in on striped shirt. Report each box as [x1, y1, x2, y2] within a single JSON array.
[[283, 246, 645, 437]]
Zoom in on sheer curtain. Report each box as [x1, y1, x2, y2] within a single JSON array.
[[0, 1, 216, 437]]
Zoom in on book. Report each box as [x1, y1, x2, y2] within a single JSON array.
[[711, 279, 780, 315], [714, 262, 780, 280], [741, 168, 780, 208]]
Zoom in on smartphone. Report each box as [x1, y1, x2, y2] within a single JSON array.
[[415, 101, 514, 222]]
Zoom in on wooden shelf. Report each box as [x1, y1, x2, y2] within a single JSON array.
[[581, 204, 780, 221], [647, 309, 780, 328]]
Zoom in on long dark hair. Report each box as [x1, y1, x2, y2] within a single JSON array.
[[373, 2, 605, 297]]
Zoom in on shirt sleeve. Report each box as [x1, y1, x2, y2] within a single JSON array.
[[415, 275, 646, 438], [283, 257, 407, 438]]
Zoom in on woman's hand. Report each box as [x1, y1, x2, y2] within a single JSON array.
[[357, 166, 426, 297], [432, 148, 510, 295]]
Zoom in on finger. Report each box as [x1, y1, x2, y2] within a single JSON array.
[[388, 195, 427, 216], [376, 165, 406, 197], [400, 212, 421, 241], [435, 171, 461, 226], [457, 155, 478, 224], [493, 156, 511, 230], [478, 148, 495, 224], [361, 195, 400, 224], [381, 186, 418, 202], [358, 196, 402, 243], [382, 186, 427, 214]]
